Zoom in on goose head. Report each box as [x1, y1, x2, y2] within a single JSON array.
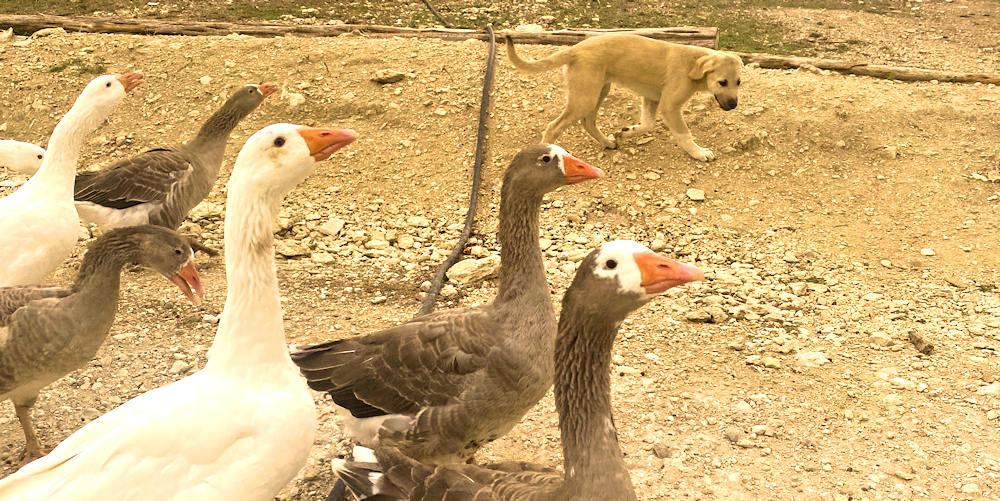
[[0, 140, 45, 176], [229, 123, 358, 199], [504, 144, 604, 196], [107, 225, 204, 305], [579, 240, 703, 315], [225, 82, 278, 112], [73, 73, 143, 115]]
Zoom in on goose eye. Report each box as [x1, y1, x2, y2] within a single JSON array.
[[37, 154, 43, 159], [541, 154, 552, 163], [719, 80, 728, 87], [605, 259, 617, 269], [174, 248, 183, 255], [737, 79, 742, 86], [106, 82, 112, 87], [274, 137, 286, 147]]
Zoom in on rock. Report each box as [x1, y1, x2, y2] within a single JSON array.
[[439, 285, 459, 298], [789, 282, 808, 296], [319, 218, 347, 237], [0, 28, 13, 42], [861, 293, 884, 301], [82, 408, 101, 420], [794, 351, 830, 367], [908, 331, 934, 354], [652, 443, 672, 458], [198, 76, 212, 85], [893, 470, 914, 480], [311, 252, 336, 265], [513, 24, 545, 32], [169, 360, 191, 375], [961, 484, 980, 495], [762, 357, 781, 369], [868, 332, 893, 347], [685, 188, 706, 201], [685, 309, 713, 323], [371, 296, 387, 305], [783, 252, 799, 263], [920, 248, 935, 256], [372, 69, 406, 84], [977, 383, 1000, 395], [31, 27, 67, 38], [446, 256, 500, 284], [275, 241, 309, 257], [736, 438, 756, 448], [889, 377, 915, 390], [734, 401, 753, 413], [724, 428, 743, 443], [407, 216, 431, 227], [202, 314, 219, 324]]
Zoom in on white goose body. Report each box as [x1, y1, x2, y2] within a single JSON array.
[[0, 74, 142, 287], [0, 124, 358, 500]]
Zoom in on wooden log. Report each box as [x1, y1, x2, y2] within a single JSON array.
[[0, 14, 718, 48], [737, 52, 1000, 85]]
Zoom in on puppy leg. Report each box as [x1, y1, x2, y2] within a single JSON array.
[[620, 97, 659, 138], [580, 83, 617, 149], [543, 71, 616, 149], [660, 95, 715, 161]]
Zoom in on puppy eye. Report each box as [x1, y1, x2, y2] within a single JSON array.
[[274, 137, 286, 147], [719, 80, 728, 87], [605, 259, 617, 269]]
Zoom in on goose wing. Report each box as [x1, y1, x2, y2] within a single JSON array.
[[74, 146, 192, 210]]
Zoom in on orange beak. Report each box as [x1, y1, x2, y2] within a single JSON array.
[[297, 127, 359, 162], [170, 259, 204, 306], [633, 252, 703, 294], [562, 153, 604, 184], [257, 83, 278, 98], [117, 72, 144, 93]]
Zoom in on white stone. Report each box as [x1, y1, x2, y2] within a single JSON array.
[[446, 256, 500, 284], [319, 218, 347, 237], [686, 188, 706, 201]]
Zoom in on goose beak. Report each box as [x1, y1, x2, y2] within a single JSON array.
[[561, 154, 604, 184], [170, 259, 204, 306], [117, 72, 144, 93], [633, 252, 703, 294], [297, 127, 359, 162], [257, 83, 278, 98]]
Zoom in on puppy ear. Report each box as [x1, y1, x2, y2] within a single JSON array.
[[688, 55, 719, 80]]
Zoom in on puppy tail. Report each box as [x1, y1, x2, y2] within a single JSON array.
[[505, 35, 570, 73]]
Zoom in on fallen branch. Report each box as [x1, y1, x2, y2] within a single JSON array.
[[0, 14, 718, 47], [737, 52, 1000, 85]]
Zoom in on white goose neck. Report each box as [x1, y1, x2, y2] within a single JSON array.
[[27, 93, 114, 197], [206, 181, 294, 380]]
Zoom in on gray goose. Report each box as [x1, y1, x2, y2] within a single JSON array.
[[334, 240, 704, 500], [73, 83, 277, 254], [292, 144, 604, 466], [0, 225, 203, 466]]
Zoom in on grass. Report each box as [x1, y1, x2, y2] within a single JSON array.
[[48, 57, 107, 75], [0, 0, 904, 55]]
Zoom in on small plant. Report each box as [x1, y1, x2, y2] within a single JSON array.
[[48, 57, 107, 75]]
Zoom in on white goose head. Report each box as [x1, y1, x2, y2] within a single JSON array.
[[229, 123, 358, 199], [587, 240, 704, 303], [0, 140, 45, 176], [70, 73, 143, 118]]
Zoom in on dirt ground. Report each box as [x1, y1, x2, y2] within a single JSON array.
[[1, 2, 999, 500]]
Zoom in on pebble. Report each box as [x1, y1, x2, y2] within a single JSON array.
[[169, 360, 191, 375], [371, 69, 406, 84], [311, 252, 336, 265], [724, 427, 743, 443], [868, 332, 894, 346], [762, 357, 781, 369], [446, 256, 500, 284], [920, 248, 935, 256], [319, 218, 346, 237], [685, 188, 706, 201]]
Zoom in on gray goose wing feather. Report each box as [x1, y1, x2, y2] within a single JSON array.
[[368, 445, 562, 501], [74, 146, 193, 210], [293, 307, 501, 418], [0, 286, 71, 326]]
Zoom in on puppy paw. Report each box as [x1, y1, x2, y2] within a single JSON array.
[[689, 148, 715, 162]]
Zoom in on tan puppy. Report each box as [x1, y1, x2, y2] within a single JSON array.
[[507, 34, 743, 161]]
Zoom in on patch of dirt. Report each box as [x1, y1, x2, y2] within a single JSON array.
[[0, 3, 999, 500]]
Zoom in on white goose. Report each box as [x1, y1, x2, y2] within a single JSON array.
[[0, 73, 143, 287], [0, 123, 358, 500], [0, 140, 44, 176]]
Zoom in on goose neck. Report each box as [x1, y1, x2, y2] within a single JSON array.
[[554, 306, 634, 493], [495, 187, 546, 304], [206, 186, 294, 378], [29, 96, 115, 195]]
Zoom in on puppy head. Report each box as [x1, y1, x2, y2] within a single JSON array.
[[689, 52, 743, 111]]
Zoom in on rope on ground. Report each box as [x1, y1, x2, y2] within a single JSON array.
[[421, 0, 454, 28], [416, 25, 497, 318]]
